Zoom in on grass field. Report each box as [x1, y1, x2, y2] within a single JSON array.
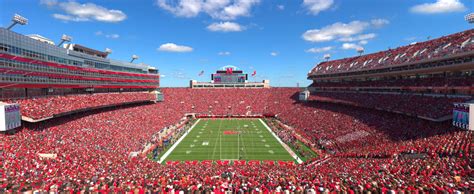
[[163, 119, 295, 161]]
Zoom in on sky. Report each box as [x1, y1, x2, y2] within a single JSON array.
[[0, 0, 472, 87]]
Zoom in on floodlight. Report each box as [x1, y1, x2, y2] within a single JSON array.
[[323, 54, 331, 61], [130, 55, 139, 63], [466, 13, 474, 24], [7, 14, 28, 30], [57, 34, 72, 47], [356, 47, 364, 56], [105, 48, 113, 54]]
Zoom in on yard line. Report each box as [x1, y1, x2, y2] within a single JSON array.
[[211, 119, 222, 160], [159, 119, 201, 163], [237, 120, 241, 160], [259, 119, 303, 164]]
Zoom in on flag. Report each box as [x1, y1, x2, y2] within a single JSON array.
[[251, 70, 256, 77], [226, 67, 233, 74], [198, 70, 204, 76]]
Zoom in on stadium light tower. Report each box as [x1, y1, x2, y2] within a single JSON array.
[[105, 48, 113, 54], [465, 13, 474, 24], [7, 14, 28, 30], [356, 47, 364, 56], [57, 34, 72, 47], [130, 55, 139, 63], [323, 54, 331, 61]]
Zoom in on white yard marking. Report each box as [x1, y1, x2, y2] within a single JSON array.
[[261, 139, 266, 142], [202, 141, 209, 146], [186, 150, 192, 154], [268, 150, 274, 154], [158, 119, 201, 163], [196, 135, 200, 138], [211, 119, 223, 160], [265, 144, 270, 147], [190, 144, 195, 148], [193, 139, 198, 142], [259, 119, 303, 164]]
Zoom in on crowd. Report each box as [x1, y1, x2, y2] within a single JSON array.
[[310, 76, 474, 88], [5, 92, 156, 119], [307, 92, 470, 119], [1, 88, 472, 193], [309, 29, 473, 75]]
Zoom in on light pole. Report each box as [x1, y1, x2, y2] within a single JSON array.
[[105, 48, 113, 54], [465, 13, 474, 45], [323, 54, 331, 61], [57, 34, 72, 47], [7, 14, 28, 30], [465, 13, 474, 24], [357, 47, 364, 56], [130, 55, 139, 63]]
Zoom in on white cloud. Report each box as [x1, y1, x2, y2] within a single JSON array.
[[45, 1, 126, 22], [305, 46, 333, 53], [303, 0, 334, 15], [160, 74, 166, 78], [40, 0, 58, 7], [302, 19, 388, 43], [411, 0, 466, 14], [158, 43, 193, 52], [207, 22, 244, 32], [52, 14, 89, 22], [218, 51, 231, 56], [270, 52, 278, 56], [105, 34, 120, 39], [359, 40, 368, 45], [302, 21, 370, 42], [342, 43, 364, 51], [157, 0, 260, 20], [277, 5, 285, 10], [338, 33, 376, 42], [370, 19, 390, 28], [95, 31, 120, 39]]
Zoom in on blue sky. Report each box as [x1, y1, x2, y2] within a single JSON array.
[[0, 0, 472, 87]]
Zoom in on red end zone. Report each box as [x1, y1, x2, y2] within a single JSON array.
[[223, 130, 240, 135]]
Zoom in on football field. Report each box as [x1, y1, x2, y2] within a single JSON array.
[[163, 119, 295, 162]]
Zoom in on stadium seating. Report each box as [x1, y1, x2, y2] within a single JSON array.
[[1, 88, 471, 193], [309, 29, 474, 76], [4, 92, 156, 120], [310, 76, 474, 88], [308, 92, 470, 119]]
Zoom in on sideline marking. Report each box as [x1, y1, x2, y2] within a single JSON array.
[[259, 119, 303, 164], [159, 119, 201, 163]]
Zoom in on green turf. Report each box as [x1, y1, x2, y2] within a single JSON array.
[[164, 118, 294, 161]]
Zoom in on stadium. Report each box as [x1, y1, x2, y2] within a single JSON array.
[[1, 1, 473, 193]]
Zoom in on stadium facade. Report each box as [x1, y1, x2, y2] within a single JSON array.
[[0, 27, 159, 99], [190, 65, 270, 88], [308, 29, 474, 95]]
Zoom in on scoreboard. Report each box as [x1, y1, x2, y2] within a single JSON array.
[[212, 69, 248, 83], [453, 103, 473, 131]]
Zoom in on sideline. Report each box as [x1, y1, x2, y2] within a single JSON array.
[[259, 119, 303, 164], [159, 119, 201, 163]]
